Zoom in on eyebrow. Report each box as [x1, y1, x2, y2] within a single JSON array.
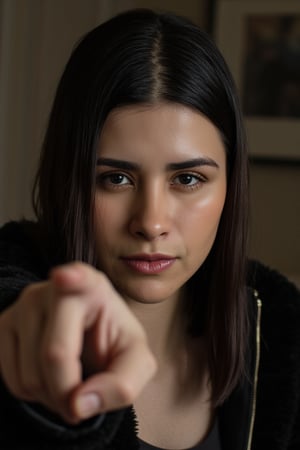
[[167, 158, 219, 170], [97, 157, 139, 170], [97, 157, 219, 170]]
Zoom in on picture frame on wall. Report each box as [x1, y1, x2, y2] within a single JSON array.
[[214, 0, 300, 162]]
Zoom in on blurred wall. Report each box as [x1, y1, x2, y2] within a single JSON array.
[[214, 0, 300, 284], [249, 164, 299, 283], [0, 0, 299, 282], [0, 0, 209, 224]]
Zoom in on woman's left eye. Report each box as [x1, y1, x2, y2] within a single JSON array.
[[172, 173, 205, 188]]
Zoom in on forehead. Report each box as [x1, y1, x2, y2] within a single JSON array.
[[98, 102, 226, 165]]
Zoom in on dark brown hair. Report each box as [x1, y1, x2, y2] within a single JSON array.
[[33, 8, 249, 406]]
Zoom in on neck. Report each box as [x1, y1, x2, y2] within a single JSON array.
[[126, 292, 188, 365]]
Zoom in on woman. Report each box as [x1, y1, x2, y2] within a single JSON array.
[[0, 8, 299, 450]]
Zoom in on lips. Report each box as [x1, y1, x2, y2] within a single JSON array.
[[121, 254, 176, 274]]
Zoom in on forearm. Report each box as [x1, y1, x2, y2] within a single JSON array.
[[0, 377, 127, 450]]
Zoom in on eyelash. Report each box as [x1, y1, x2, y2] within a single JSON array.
[[96, 172, 133, 190], [96, 171, 207, 191], [171, 173, 206, 190]]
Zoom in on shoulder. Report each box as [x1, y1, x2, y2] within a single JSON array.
[[0, 219, 39, 245], [0, 221, 51, 310], [247, 264, 300, 447], [247, 258, 300, 356], [0, 220, 49, 277], [247, 259, 300, 352], [247, 259, 300, 312]]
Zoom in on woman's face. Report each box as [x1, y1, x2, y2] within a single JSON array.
[[94, 103, 227, 304]]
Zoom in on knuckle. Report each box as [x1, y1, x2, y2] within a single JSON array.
[[21, 282, 44, 299], [19, 282, 49, 312], [43, 344, 68, 366], [68, 261, 86, 275], [69, 261, 95, 279], [21, 283, 36, 297], [93, 270, 110, 291]]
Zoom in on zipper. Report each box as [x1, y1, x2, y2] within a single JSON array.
[[246, 290, 262, 450]]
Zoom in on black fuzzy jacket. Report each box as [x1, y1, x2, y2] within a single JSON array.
[[0, 221, 299, 450]]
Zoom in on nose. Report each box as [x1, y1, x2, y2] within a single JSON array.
[[129, 183, 171, 240]]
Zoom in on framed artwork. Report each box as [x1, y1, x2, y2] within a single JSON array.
[[214, 0, 300, 162]]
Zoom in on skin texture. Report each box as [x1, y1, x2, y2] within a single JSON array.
[[94, 102, 227, 307], [93, 103, 227, 446], [0, 264, 157, 423], [0, 103, 227, 436]]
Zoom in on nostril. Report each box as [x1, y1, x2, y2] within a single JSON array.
[[136, 231, 146, 238], [128, 208, 171, 240], [133, 229, 168, 241]]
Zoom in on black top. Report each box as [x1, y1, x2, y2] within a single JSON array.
[[0, 221, 300, 450], [139, 419, 221, 450]]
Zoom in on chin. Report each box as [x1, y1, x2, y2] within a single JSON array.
[[116, 282, 180, 305]]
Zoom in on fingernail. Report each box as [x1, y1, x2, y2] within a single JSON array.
[[76, 393, 101, 418]]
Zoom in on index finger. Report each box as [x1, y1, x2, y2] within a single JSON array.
[[50, 263, 108, 297]]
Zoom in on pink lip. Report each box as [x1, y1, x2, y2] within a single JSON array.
[[121, 254, 176, 274]]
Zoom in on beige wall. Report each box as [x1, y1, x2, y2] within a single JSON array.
[[0, 0, 208, 224], [215, 0, 300, 282], [0, 0, 299, 281], [249, 165, 299, 282], [0, 0, 113, 223]]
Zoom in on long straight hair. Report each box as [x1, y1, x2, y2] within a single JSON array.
[[32, 9, 249, 406]]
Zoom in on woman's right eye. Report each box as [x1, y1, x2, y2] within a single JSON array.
[[96, 172, 132, 189]]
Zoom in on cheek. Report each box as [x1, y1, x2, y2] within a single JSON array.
[[188, 186, 226, 220], [94, 195, 121, 229], [93, 198, 119, 269], [93, 196, 116, 246], [180, 192, 226, 244]]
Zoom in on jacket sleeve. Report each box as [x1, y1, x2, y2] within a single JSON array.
[[0, 221, 133, 450], [0, 221, 45, 312]]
